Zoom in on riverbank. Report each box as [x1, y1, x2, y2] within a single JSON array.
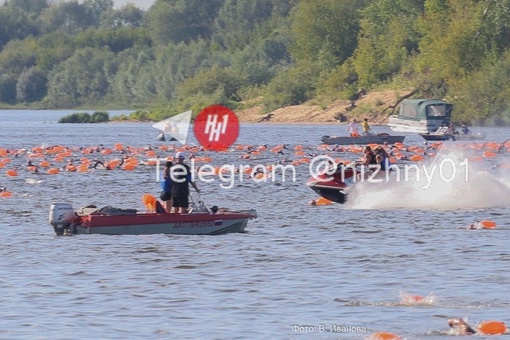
[[236, 89, 414, 124]]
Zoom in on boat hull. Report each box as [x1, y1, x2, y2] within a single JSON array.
[[387, 116, 440, 133], [309, 186, 347, 204], [307, 172, 352, 204], [321, 134, 405, 145], [54, 210, 257, 236], [420, 133, 486, 141]]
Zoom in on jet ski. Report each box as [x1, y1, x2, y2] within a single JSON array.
[[306, 163, 359, 204]]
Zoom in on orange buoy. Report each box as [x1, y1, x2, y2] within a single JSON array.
[[367, 332, 402, 340], [65, 165, 77, 172], [142, 193, 157, 212], [122, 164, 136, 171], [106, 160, 120, 169], [468, 155, 484, 162], [479, 220, 496, 229], [409, 154, 424, 162], [6, 169, 18, 177], [145, 150, 157, 158], [315, 197, 333, 205], [47, 168, 60, 175], [483, 151, 497, 158], [478, 320, 507, 335]]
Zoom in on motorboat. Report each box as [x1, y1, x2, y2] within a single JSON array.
[[321, 133, 405, 145], [388, 99, 453, 133], [49, 200, 257, 236], [306, 163, 360, 203]]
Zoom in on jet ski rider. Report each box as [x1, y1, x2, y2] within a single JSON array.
[[360, 145, 377, 167]]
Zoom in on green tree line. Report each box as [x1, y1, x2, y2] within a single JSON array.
[[2, 0, 510, 123]]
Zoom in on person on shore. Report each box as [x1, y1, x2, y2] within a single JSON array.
[[160, 161, 173, 213], [348, 118, 360, 137], [171, 152, 199, 214]]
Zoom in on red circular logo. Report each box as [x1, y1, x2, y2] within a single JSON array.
[[193, 105, 239, 151]]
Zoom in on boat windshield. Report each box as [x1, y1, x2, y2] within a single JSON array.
[[426, 105, 448, 117]]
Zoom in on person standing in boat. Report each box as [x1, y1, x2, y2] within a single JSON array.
[[362, 118, 371, 135], [348, 118, 360, 137], [160, 161, 173, 213], [170, 152, 200, 214]]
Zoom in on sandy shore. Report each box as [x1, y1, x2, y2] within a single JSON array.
[[235, 90, 413, 124]]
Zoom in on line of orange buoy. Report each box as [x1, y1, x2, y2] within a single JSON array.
[[1, 140, 509, 184]]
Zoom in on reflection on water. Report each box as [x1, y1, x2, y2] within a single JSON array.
[[1, 111, 510, 339]]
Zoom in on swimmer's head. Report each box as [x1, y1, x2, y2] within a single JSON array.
[[448, 318, 477, 335]]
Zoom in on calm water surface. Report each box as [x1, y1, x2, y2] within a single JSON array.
[[1, 110, 509, 339]]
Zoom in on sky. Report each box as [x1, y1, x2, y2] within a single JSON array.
[[114, 0, 155, 9]]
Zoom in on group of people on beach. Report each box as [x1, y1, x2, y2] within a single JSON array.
[[159, 151, 200, 213]]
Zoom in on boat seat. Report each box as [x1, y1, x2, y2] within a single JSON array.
[[76, 205, 99, 216], [94, 206, 137, 215]]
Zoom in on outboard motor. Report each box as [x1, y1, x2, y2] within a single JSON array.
[[49, 202, 76, 235]]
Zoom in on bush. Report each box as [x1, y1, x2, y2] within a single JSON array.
[[91, 111, 110, 122], [58, 111, 110, 123]]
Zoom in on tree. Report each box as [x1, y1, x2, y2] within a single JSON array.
[[148, 0, 224, 45], [0, 74, 17, 104], [0, 6, 39, 48], [213, 0, 276, 50], [6, 0, 49, 16], [16, 67, 47, 102], [38, 1, 94, 35], [415, 0, 485, 84], [46, 48, 115, 107], [100, 4, 147, 28], [0, 39, 38, 75], [352, 0, 424, 87], [289, 0, 366, 64], [83, 0, 114, 27], [452, 51, 510, 124]]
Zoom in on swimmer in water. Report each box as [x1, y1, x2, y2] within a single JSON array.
[[448, 318, 477, 335]]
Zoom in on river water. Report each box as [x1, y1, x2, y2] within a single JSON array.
[[1, 110, 509, 339]]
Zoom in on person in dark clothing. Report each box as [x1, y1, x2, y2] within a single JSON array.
[[360, 146, 377, 166], [171, 152, 199, 213]]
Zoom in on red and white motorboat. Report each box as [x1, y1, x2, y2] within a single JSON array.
[[49, 201, 257, 236]]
